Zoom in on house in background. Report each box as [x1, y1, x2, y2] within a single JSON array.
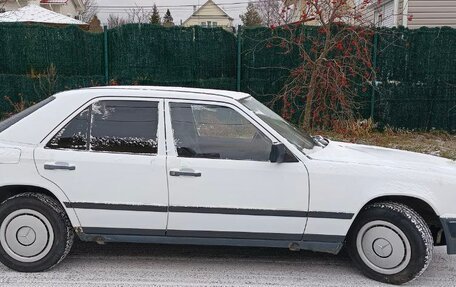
[[367, 0, 456, 28], [283, 0, 456, 29], [0, 4, 87, 27], [283, 0, 318, 25], [183, 0, 234, 30], [1, 0, 85, 20]]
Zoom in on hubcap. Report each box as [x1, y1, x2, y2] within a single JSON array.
[[16, 226, 36, 246], [356, 220, 411, 275], [0, 209, 54, 263]]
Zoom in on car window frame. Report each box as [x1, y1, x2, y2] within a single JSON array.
[[41, 97, 165, 157], [165, 99, 280, 161]]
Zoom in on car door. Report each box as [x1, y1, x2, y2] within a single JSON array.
[[34, 98, 168, 235], [165, 99, 309, 240]]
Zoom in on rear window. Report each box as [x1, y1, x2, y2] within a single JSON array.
[[0, 97, 55, 133]]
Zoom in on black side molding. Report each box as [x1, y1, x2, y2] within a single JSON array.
[[64, 202, 354, 220], [64, 202, 167, 212]]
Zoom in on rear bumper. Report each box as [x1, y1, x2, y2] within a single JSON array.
[[440, 218, 456, 254]]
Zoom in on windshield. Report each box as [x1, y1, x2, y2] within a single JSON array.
[[240, 97, 317, 152]]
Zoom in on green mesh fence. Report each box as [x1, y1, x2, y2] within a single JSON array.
[[0, 23, 455, 131], [372, 81, 456, 130], [241, 26, 456, 132], [108, 24, 236, 89], [0, 23, 104, 76], [240, 27, 307, 126], [371, 27, 456, 131]]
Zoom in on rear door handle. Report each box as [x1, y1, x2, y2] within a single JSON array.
[[44, 162, 76, 171], [170, 169, 201, 177]]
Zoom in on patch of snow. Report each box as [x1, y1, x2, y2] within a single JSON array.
[[0, 4, 86, 25]]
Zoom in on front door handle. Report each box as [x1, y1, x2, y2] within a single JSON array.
[[169, 169, 201, 177], [44, 162, 76, 171]]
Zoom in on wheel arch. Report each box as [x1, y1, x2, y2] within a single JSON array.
[[351, 195, 444, 245], [0, 184, 80, 228], [0, 185, 58, 204]]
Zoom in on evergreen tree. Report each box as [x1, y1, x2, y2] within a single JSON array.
[[162, 9, 174, 27], [149, 4, 161, 25], [240, 2, 263, 27]]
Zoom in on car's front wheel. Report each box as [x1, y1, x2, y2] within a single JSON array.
[[0, 193, 74, 272], [347, 202, 433, 285]]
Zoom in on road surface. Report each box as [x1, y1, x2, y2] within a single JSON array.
[[0, 241, 455, 286]]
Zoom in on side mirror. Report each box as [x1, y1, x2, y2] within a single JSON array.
[[269, 143, 287, 163]]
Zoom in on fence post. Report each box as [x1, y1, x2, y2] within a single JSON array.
[[236, 25, 242, 92], [370, 32, 378, 120], [103, 25, 109, 85]]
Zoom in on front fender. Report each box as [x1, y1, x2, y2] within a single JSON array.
[[304, 160, 444, 238]]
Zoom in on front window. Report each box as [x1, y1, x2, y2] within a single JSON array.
[[169, 102, 272, 161], [240, 97, 317, 152]]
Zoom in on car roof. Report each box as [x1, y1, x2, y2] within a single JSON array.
[[70, 86, 251, 101], [0, 86, 252, 145]]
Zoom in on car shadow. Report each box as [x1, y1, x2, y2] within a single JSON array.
[[69, 238, 352, 263]]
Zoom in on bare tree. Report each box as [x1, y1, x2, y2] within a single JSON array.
[[0, 0, 7, 13], [255, 0, 286, 26], [107, 5, 151, 29], [253, 0, 380, 129], [107, 14, 127, 29], [126, 5, 151, 24], [80, 0, 98, 22]]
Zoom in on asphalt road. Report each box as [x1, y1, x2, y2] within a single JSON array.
[[0, 241, 455, 287]]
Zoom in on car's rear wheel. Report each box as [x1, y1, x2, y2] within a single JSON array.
[[0, 193, 74, 272], [347, 202, 433, 285]]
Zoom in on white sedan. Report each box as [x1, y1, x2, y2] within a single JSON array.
[[0, 86, 454, 285]]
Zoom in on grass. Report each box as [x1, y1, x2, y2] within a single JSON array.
[[315, 129, 456, 161]]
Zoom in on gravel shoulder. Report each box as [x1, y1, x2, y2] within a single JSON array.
[[0, 242, 455, 287]]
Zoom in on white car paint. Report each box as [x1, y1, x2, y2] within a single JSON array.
[[0, 141, 81, 227], [307, 141, 456, 219], [164, 99, 309, 236], [0, 86, 455, 252], [34, 97, 169, 232]]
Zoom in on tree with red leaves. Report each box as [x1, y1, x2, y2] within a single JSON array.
[[266, 0, 382, 130]]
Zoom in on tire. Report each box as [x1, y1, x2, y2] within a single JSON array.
[[0, 193, 74, 272], [347, 202, 433, 285]]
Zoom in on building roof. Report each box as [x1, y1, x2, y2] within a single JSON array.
[[0, 4, 86, 25], [183, 0, 234, 26], [40, 0, 69, 4], [40, 0, 85, 10]]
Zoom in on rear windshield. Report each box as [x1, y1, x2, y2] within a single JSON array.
[[0, 97, 55, 133]]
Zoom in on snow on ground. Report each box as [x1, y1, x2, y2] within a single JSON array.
[[0, 242, 455, 286]]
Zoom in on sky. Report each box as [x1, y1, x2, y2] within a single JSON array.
[[95, 0, 249, 26]]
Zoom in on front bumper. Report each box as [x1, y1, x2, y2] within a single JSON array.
[[440, 218, 456, 254]]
